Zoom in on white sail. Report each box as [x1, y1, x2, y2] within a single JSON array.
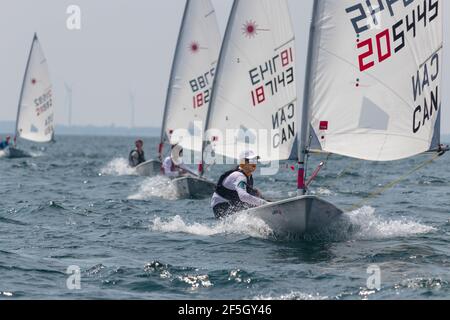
[[16, 34, 54, 143], [205, 0, 297, 162], [306, 0, 443, 161], [160, 0, 221, 153]]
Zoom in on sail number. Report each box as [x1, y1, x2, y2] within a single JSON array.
[[356, 0, 439, 72], [190, 68, 215, 109], [192, 90, 211, 109], [249, 48, 294, 106], [34, 89, 53, 116]]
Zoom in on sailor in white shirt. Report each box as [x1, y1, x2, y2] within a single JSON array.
[[162, 144, 197, 178], [211, 151, 268, 218]]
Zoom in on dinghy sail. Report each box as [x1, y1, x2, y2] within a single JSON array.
[[2, 33, 54, 159], [299, 0, 446, 193], [16, 33, 54, 144], [159, 0, 221, 160], [204, 0, 297, 163], [137, 0, 221, 178]]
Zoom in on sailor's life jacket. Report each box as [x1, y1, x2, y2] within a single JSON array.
[[0, 140, 9, 150], [215, 168, 259, 207], [129, 149, 146, 168]]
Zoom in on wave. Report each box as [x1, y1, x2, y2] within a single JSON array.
[[150, 212, 274, 239], [143, 261, 212, 291], [0, 291, 14, 297], [0, 216, 28, 226], [309, 187, 335, 196], [150, 206, 435, 242], [253, 291, 328, 300], [298, 206, 437, 242], [343, 206, 437, 240], [394, 277, 448, 290], [29, 151, 44, 158], [100, 158, 137, 176], [128, 176, 179, 201]]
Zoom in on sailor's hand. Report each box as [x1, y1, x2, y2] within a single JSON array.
[[254, 189, 263, 198]]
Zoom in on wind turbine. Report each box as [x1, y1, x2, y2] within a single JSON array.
[[129, 91, 136, 129]]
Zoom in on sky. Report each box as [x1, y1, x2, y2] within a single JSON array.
[[0, 0, 449, 134]]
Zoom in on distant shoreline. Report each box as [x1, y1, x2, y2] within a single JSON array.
[[1, 121, 449, 141]]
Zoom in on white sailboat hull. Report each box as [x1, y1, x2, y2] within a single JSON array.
[[246, 196, 343, 238], [135, 160, 162, 177], [172, 176, 216, 199]]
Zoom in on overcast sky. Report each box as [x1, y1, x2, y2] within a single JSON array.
[[0, 0, 449, 133]]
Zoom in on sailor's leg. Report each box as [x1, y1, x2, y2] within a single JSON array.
[[213, 203, 232, 219]]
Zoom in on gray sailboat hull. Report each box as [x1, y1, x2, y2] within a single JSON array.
[[172, 176, 216, 199], [135, 159, 162, 177], [246, 196, 343, 238], [1, 147, 31, 159]]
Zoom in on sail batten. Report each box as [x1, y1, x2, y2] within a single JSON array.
[[160, 0, 221, 155], [16, 34, 54, 143], [303, 0, 443, 162]]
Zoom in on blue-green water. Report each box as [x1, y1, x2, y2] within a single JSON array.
[[0, 136, 449, 300]]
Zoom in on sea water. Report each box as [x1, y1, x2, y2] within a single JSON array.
[[0, 136, 449, 300]]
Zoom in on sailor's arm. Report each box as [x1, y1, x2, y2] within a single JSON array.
[[235, 179, 267, 207], [129, 151, 138, 167]]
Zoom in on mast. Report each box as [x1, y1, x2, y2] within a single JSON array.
[[201, 0, 239, 176], [130, 91, 135, 129], [159, 0, 191, 161], [298, 0, 320, 195], [15, 33, 37, 143]]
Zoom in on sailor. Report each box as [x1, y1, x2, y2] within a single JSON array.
[[162, 144, 194, 178], [211, 151, 268, 219], [0, 136, 11, 150], [129, 139, 146, 168]]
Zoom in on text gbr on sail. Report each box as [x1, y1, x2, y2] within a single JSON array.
[[34, 89, 52, 116], [190, 68, 216, 109]]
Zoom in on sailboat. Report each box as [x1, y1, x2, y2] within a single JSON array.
[[5, 33, 55, 158], [136, 0, 221, 198], [204, 0, 447, 237]]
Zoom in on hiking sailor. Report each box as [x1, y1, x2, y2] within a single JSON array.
[[129, 139, 146, 168], [162, 144, 196, 178], [211, 151, 268, 219], [0, 136, 12, 151]]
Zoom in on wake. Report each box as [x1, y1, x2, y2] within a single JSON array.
[[150, 212, 274, 239]]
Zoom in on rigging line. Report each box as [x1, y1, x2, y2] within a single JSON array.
[[328, 158, 359, 190], [348, 152, 443, 212]]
